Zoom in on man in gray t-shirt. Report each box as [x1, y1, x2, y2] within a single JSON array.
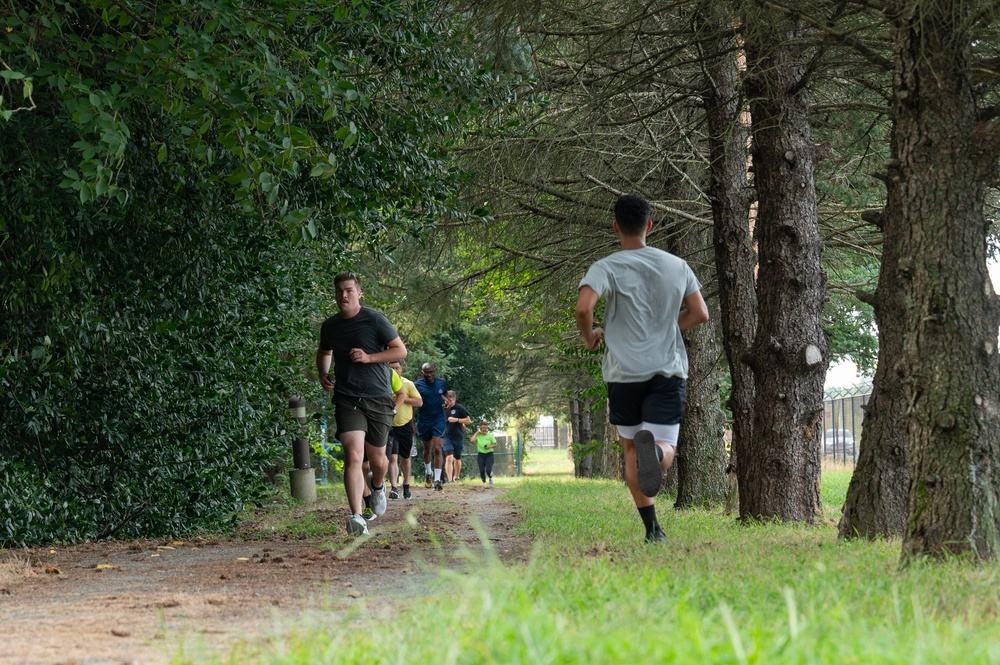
[[576, 194, 709, 543]]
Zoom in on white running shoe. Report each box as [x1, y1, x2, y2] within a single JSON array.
[[371, 487, 387, 516], [347, 514, 369, 536]]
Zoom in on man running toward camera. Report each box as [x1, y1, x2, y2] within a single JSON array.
[[317, 271, 407, 537], [389, 360, 423, 499], [443, 390, 471, 482], [413, 362, 448, 491]]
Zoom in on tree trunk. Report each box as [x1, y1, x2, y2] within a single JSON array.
[[570, 396, 595, 478], [741, 16, 826, 522], [667, 213, 729, 508], [676, 292, 729, 508], [838, 187, 908, 538], [591, 400, 624, 481], [700, 2, 757, 515], [887, 0, 1000, 561], [570, 396, 623, 481]]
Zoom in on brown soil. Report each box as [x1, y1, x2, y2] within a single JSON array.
[[0, 481, 526, 665]]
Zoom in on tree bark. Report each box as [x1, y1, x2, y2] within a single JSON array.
[[741, 15, 826, 522], [700, 1, 757, 515], [676, 291, 729, 508], [886, 0, 1000, 561], [839, 188, 909, 539]]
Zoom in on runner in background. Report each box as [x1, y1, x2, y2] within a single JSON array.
[[471, 421, 497, 486], [413, 362, 448, 491], [389, 360, 423, 499]]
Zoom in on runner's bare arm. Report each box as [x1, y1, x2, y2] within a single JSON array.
[[678, 290, 710, 331], [575, 285, 604, 351], [316, 349, 333, 391]]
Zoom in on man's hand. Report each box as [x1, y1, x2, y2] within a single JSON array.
[[319, 373, 334, 392], [349, 347, 370, 364], [584, 327, 605, 351]]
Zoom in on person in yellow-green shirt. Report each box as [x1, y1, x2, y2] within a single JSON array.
[[470, 421, 497, 487], [388, 361, 423, 499]]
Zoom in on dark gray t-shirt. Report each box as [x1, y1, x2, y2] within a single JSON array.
[[319, 307, 399, 398], [579, 246, 701, 382]]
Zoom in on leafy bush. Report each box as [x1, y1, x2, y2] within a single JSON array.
[[0, 0, 505, 544]]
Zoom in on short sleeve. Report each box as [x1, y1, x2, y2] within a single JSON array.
[[579, 261, 609, 297], [684, 262, 702, 297], [374, 311, 399, 346], [391, 370, 402, 393]]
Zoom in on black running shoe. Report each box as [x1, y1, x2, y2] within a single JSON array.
[[645, 527, 667, 543], [434, 480, 443, 491], [634, 429, 663, 498]]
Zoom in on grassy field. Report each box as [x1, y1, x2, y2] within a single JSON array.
[[190, 461, 1000, 664], [523, 446, 575, 476]]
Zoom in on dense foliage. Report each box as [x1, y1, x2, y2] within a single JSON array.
[[0, 0, 501, 544]]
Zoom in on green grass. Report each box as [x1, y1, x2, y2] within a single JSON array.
[[184, 469, 1000, 664]]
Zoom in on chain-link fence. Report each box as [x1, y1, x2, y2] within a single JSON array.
[[485, 433, 523, 477], [822, 384, 872, 463]]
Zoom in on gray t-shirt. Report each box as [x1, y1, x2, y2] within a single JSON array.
[[579, 246, 701, 383]]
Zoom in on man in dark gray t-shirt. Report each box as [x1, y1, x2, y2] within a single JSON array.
[[317, 271, 407, 537]]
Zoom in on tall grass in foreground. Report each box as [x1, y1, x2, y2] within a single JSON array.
[[191, 472, 1000, 665]]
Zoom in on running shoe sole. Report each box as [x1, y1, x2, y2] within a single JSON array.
[[634, 429, 662, 498]]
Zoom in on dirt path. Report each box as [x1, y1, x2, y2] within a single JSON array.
[[0, 482, 525, 665]]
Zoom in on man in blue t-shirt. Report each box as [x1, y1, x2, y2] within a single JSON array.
[[413, 362, 448, 491]]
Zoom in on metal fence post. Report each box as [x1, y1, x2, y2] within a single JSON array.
[[516, 432, 523, 476]]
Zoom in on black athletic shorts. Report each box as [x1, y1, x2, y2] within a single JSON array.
[[390, 424, 415, 459], [607, 374, 687, 426]]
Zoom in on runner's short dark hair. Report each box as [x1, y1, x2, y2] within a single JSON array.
[[614, 194, 650, 235]]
